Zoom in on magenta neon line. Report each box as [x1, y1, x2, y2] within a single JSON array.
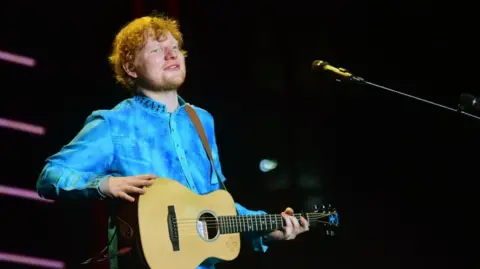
[[0, 252, 64, 269], [0, 185, 53, 203], [0, 117, 46, 135], [0, 50, 36, 67]]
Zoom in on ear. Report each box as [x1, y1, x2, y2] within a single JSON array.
[[122, 62, 138, 78]]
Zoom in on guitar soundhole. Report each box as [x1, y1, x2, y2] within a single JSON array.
[[197, 212, 219, 241]]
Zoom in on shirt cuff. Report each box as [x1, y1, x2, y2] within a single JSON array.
[[93, 175, 111, 199], [252, 233, 269, 253]]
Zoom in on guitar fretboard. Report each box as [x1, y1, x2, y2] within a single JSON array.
[[218, 214, 305, 234]]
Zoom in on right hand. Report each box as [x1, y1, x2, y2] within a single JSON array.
[[99, 174, 157, 202]]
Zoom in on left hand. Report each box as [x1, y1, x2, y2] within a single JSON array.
[[268, 207, 309, 241]]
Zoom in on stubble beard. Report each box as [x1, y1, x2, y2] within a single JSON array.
[[137, 72, 186, 93]]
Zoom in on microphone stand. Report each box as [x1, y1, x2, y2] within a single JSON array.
[[331, 72, 480, 122]]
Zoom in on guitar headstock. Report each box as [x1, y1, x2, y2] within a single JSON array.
[[312, 204, 339, 236]]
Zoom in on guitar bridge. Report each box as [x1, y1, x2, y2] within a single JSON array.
[[167, 205, 179, 251]]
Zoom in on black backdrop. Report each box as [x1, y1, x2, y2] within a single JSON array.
[[0, 1, 477, 269]]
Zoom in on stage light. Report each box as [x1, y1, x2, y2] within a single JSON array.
[[0, 252, 64, 269], [259, 159, 277, 172], [0, 50, 36, 67], [0, 185, 53, 203], [0, 117, 46, 135]]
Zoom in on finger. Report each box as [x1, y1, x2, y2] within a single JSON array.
[[300, 217, 309, 231], [135, 174, 158, 180], [125, 185, 146, 195], [282, 212, 293, 228], [284, 207, 294, 215], [119, 192, 135, 202], [131, 178, 155, 187], [290, 216, 301, 230], [282, 212, 293, 239]]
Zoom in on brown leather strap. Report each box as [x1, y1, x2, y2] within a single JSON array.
[[185, 104, 227, 191]]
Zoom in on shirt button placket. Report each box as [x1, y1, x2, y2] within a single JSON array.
[[170, 113, 196, 191]]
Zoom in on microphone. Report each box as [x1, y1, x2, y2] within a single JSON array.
[[312, 60, 364, 83], [310, 59, 480, 121]]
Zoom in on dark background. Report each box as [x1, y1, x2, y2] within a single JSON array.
[[1, 1, 477, 269]]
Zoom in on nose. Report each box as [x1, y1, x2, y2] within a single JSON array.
[[164, 47, 177, 60]]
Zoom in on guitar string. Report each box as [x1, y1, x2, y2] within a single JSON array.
[[175, 216, 336, 231], [175, 216, 335, 227], [177, 220, 334, 236], [174, 213, 335, 222], [175, 215, 332, 224]]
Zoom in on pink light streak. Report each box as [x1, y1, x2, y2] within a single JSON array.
[[0, 185, 54, 203], [0, 117, 46, 135], [0, 252, 64, 269], [0, 50, 36, 67]]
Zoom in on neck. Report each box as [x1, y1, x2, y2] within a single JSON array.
[[217, 213, 310, 234], [139, 88, 179, 113]]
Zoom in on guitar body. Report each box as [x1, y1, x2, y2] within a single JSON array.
[[116, 178, 241, 269]]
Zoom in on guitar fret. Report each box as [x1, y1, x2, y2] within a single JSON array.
[[237, 216, 240, 233], [220, 213, 292, 234], [232, 216, 235, 233], [237, 216, 241, 233], [234, 215, 238, 233], [219, 211, 337, 236]]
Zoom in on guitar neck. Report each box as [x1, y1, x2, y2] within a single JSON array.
[[217, 212, 327, 234]]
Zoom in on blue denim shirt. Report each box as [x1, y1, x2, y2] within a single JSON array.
[[36, 94, 268, 269]]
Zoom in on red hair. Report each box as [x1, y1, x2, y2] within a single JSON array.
[[108, 14, 187, 93]]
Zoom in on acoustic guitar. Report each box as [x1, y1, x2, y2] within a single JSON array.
[[115, 177, 339, 269]]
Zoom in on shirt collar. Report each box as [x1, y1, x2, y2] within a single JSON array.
[[133, 92, 187, 114]]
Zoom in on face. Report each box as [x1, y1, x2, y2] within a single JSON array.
[[127, 31, 186, 92]]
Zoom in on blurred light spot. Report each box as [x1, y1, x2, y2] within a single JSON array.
[[0, 50, 36, 67], [0, 252, 64, 268], [0, 117, 46, 135], [0, 185, 53, 203], [260, 159, 277, 172]]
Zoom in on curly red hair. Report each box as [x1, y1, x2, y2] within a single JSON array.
[[108, 14, 187, 93]]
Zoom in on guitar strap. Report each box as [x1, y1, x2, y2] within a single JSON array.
[[185, 104, 228, 192]]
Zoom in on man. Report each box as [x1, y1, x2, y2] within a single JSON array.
[[36, 14, 309, 269]]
